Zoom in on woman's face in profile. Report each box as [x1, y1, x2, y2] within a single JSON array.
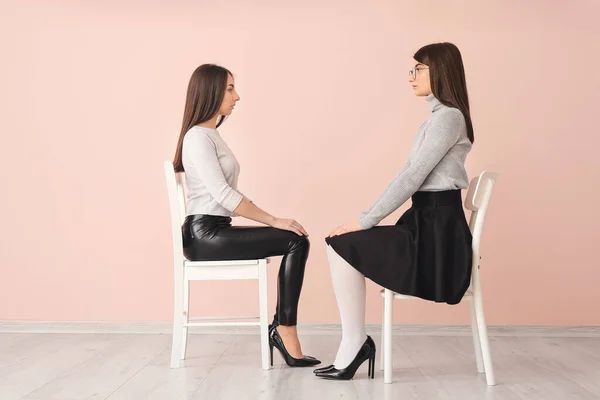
[[219, 74, 240, 116], [409, 60, 432, 97]]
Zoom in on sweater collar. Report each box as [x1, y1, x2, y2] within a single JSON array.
[[426, 94, 443, 113]]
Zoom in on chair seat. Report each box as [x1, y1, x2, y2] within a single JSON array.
[[379, 287, 473, 300], [184, 259, 270, 267]]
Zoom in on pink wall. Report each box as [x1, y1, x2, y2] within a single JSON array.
[[1, 1, 599, 325]]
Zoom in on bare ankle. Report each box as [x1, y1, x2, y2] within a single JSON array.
[[276, 325, 298, 337]]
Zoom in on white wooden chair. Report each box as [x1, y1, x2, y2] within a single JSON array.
[[380, 171, 498, 385], [164, 161, 270, 370]]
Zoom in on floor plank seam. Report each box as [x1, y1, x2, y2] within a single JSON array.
[[189, 337, 234, 398], [102, 343, 170, 400], [15, 335, 127, 400]]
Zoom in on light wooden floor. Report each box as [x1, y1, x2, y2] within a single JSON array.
[[1, 332, 600, 400]]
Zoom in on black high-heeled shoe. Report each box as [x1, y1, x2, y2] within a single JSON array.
[[314, 336, 376, 380], [269, 326, 321, 367]]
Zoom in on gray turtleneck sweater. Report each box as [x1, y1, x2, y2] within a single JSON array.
[[358, 94, 472, 230]]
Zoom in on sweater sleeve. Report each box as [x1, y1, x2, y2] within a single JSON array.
[[358, 159, 411, 220], [185, 132, 244, 212], [358, 109, 464, 230]]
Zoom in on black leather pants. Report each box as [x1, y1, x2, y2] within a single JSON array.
[[182, 214, 310, 326]]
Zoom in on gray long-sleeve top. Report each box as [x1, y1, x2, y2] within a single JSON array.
[[358, 94, 472, 229]]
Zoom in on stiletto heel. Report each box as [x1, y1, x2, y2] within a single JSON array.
[[369, 353, 375, 379], [372, 355, 376, 378], [269, 326, 321, 368], [315, 336, 376, 380]]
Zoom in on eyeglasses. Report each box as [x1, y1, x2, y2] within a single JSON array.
[[409, 66, 429, 80]]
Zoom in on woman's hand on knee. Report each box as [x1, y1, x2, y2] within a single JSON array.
[[328, 219, 363, 237], [270, 218, 309, 237]]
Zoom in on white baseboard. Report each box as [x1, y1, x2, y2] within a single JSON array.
[[1, 321, 600, 337]]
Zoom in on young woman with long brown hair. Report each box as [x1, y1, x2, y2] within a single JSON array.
[[173, 64, 320, 368], [315, 42, 475, 380]]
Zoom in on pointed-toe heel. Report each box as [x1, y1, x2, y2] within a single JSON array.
[[315, 336, 376, 380]]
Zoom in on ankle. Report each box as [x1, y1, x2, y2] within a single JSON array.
[[341, 333, 367, 345], [276, 325, 298, 337]]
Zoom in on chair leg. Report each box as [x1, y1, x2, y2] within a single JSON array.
[[473, 291, 495, 385], [170, 270, 184, 368], [181, 280, 190, 360], [383, 289, 394, 384], [380, 296, 385, 371], [258, 260, 270, 370], [469, 297, 484, 373]]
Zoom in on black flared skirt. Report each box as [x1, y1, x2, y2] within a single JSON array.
[[325, 190, 473, 305]]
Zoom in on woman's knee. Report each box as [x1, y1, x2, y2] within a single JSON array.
[[290, 234, 310, 252]]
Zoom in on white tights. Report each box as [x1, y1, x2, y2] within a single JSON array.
[[326, 245, 368, 368]]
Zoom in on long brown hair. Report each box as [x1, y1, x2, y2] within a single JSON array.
[[173, 64, 232, 172], [414, 43, 474, 143]]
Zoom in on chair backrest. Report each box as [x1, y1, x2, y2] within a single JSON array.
[[164, 161, 187, 262], [464, 171, 498, 264]]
